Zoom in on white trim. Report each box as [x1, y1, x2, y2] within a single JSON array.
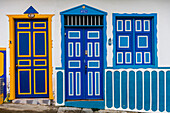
[[68, 42, 73, 57], [88, 42, 93, 57], [117, 20, 123, 31], [75, 42, 81, 57], [125, 20, 131, 31], [136, 52, 142, 64], [68, 60, 81, 68], [135, 20, 142, 31], [119, 36, 129, 48], [76, 72, 81, 96], [69, 72, 74, 96], [87, 31, 100, 39], [138, 36, 148, 48], [95, 42, 100, 57], [88, 72, 93, 96], [95, 72, 100, 96], [68, 31, 80, 39], [144, 20, 150, 31], [125, 52, 131, 64], [88, 60, 100, 68], [117, 52, 123, 64], [144, 52, 150, 64]]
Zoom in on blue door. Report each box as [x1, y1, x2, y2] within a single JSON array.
[[65, 28, 103, 100], [15, 19, 49, 98]]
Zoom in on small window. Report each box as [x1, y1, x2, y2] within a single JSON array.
[[113, 13, 157, 67]]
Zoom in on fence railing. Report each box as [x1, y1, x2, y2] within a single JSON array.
[[105, 68, 170, 112]]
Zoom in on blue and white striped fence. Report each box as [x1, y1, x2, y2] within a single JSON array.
[[105, 69, 170, 112]]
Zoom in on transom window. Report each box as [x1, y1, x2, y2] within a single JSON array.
[[113, 13, 157, 68]]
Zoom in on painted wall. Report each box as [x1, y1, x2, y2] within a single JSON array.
[[0, 0, 170, 86]]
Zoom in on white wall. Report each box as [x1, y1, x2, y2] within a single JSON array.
[[0, 0, 170, 80]]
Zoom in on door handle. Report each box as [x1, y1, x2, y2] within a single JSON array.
[[85, 50, 87, 55], [85, 65, 87, 69]]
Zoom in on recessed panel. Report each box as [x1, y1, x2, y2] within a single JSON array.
[[34, 59, 47, 66], [18, 60, 31, 67], [88, 60, 100, 68], [88, 31, 99, 39], [17, 22, 30, 29], [18, 69, 31, 95], [34, 69, 47, 94], [18, 32, 31, 57], [68, 60, 81, 68], [33, 22, 46, 29], [33, 31, 47, 57]]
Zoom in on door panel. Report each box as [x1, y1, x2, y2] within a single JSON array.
[[15, 19, 49, 98], [85, 28, 103, 99], [65, 28, 84, 100], [65, 28, 103, 100]]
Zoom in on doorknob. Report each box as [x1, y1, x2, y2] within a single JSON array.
[[85, 50, 87, 55], [85, 65, 87, 69]]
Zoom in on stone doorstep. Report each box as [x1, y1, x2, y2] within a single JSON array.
[[12, 98, 51, 105]]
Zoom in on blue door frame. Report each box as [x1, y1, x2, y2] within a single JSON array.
[[58, 4, 107, 102]]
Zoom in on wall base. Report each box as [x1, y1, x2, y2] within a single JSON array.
[[12, 98, 51, 105], [65, 101, 105, 109]]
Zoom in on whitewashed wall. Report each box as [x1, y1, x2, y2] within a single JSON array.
[[0, 0, 170, 83]]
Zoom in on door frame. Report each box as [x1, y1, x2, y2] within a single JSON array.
[[59, 4, 107, 101], [7, 13, 54, 100]]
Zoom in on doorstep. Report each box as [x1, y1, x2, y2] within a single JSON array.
[[12, 98, 51, 105]]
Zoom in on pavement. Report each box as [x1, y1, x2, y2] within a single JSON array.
[[0, 103, 139, 113]]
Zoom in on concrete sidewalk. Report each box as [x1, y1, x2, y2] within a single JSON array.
[[0, 103, 138, 113]]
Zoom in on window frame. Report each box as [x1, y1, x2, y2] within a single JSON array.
[[112, 13, 157, 69]]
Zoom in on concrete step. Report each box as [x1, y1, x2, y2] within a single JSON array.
[[12, 98, 51, 105]]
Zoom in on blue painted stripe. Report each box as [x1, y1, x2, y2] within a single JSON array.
[[121, 71, 127, 109], [106, 71, 113, 108], [166, 71, 170, 112], [137, 71, 143, 110], [129, 71, 135, 110], [159, 71, 165, 112], [57, 71, 63, 104], [144, 71, 150, 111], [151, 71, 157, 111], [114, 71, 120, 108]]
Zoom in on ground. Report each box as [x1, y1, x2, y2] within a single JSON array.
[[0, 103, 141, 113]]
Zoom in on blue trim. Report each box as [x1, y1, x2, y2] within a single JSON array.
[[57, 71, 64, 104], [58, 4, 107, 107], [24, 6, 39, 14], [112, 13, 158, 69], [61, 15, 65, 69], [65, 101, 105, 109], [60, 4, 107, 15]]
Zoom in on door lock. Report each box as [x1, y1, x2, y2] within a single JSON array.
[[85, 50, 87, 55]]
